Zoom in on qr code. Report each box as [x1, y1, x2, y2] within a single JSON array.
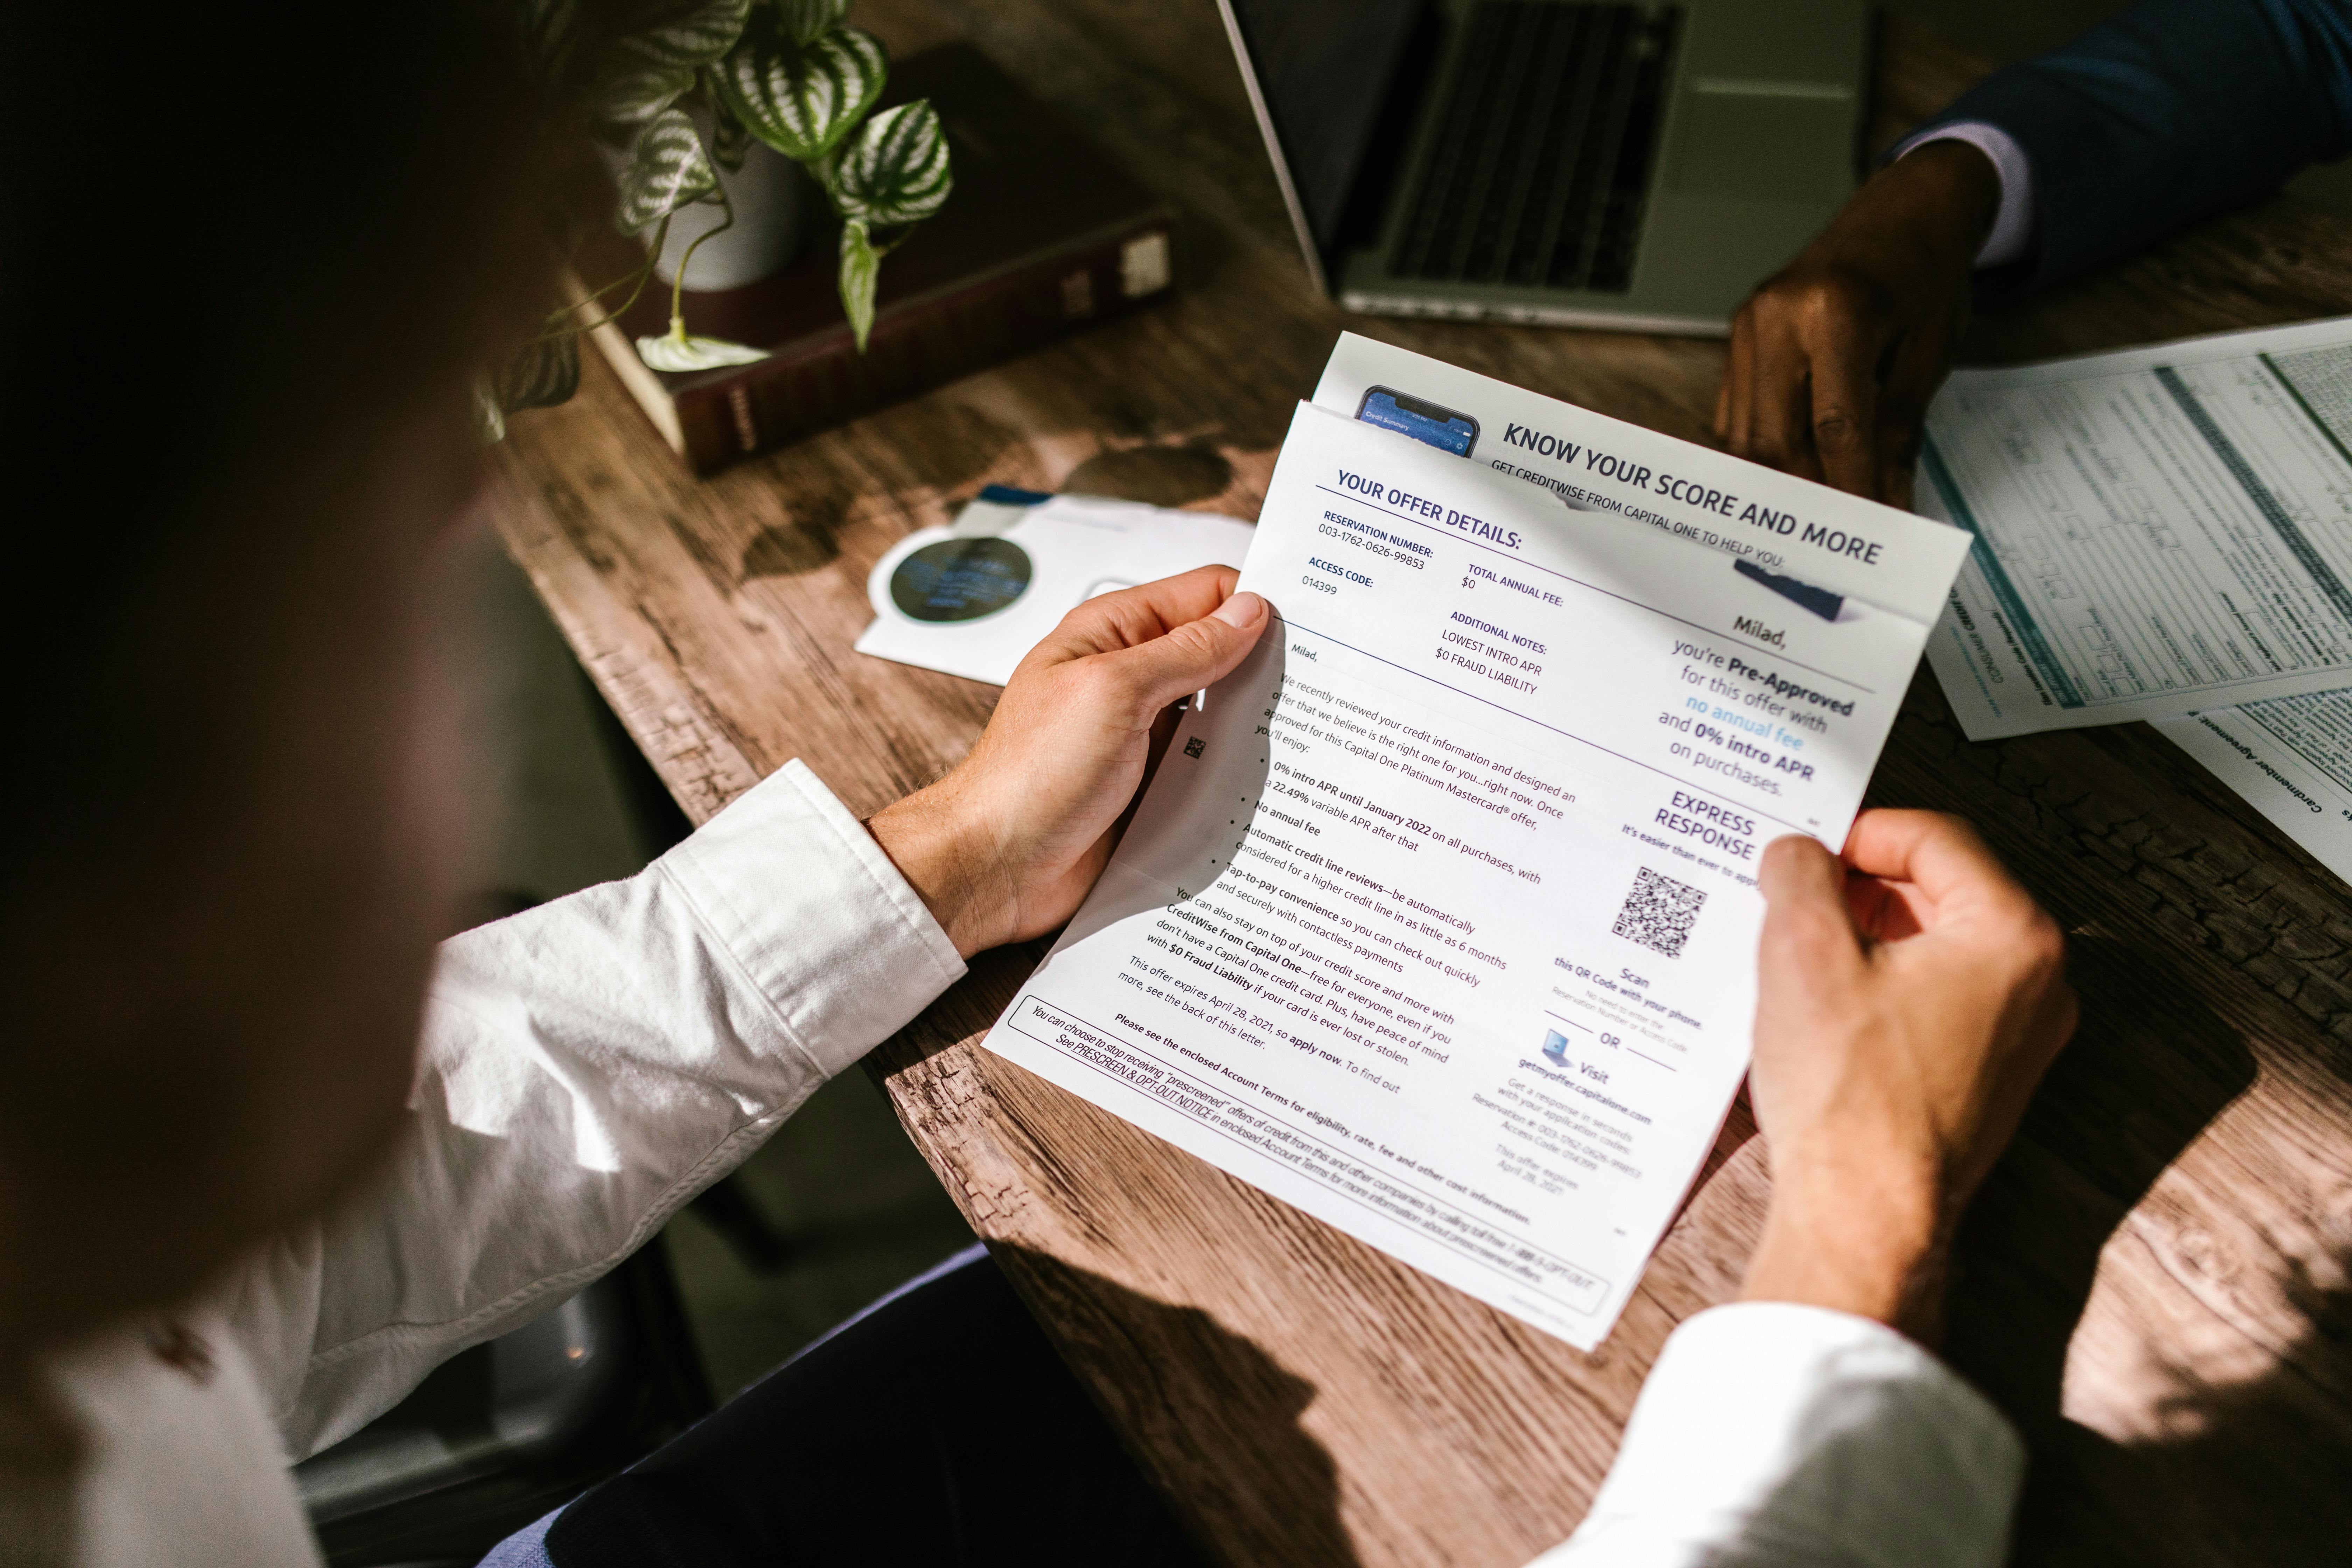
[[1612, 867, 1706, 959]]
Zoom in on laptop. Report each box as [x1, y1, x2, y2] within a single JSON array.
[[1216, 0, 1868, 335]]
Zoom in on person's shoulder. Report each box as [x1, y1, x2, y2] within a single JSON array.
[[13, 1315, 321, 1567]]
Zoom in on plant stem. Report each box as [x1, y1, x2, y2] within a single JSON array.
[[666, 182, 738, 336], [566, 220, 667, 309], [538, 215, 673, 342]]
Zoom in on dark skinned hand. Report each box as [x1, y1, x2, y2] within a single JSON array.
[[1715, 139, 2002, 508]]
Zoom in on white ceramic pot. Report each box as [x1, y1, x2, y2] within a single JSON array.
[[652, 138, 811, 290]]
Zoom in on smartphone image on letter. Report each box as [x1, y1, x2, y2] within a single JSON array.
[[1356, 385, 1479, 457]]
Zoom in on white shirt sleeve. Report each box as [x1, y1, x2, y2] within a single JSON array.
[[219, 760, 967, 1458], [1894, 121, 2036, 269], [1525, 1302, 2025, 1568]]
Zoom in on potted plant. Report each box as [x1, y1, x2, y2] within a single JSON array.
[[486, 0, 953, 435]]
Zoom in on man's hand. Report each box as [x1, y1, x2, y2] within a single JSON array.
[[866, 566, 1269, 958], [1740, 811, 2076, 1346], [1715, 140, 2001, 507]]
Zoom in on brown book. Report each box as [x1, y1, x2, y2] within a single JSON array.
[[577, 43, 1179, 475]]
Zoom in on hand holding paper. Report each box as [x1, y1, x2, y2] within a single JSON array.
[[869, 567, 1268, 958], [1742, 812, 2076, 1345], [974, 338, 1975, 1348]]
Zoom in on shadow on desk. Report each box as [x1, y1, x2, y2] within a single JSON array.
[[2038, 1248, 2352, 1567], [993, 1241, 1361, 1568], [1947, 933, 2352, 1565]]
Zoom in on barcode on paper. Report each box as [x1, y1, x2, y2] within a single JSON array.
[[1612, 867, 1705, 959]]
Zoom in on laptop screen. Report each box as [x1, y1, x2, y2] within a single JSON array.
[[1220, 0, 1424, 278]]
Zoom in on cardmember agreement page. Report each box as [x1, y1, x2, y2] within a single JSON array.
[[985, 398, 1968, 1349]]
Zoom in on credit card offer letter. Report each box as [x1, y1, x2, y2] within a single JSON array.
[[983, 400, 1969, 1349]]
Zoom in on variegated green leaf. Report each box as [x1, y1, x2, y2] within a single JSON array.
[[587, 0, 751, 119], [830, 99, 952, 226], [515, 0, 579, 85], [636, 329, 772, 372], [492, 331, 582, 413], [707, 84, 751, 172], [773, 0, 850, 46], [625, 0, 752, 68], [838, 218, 880, 353], [589, 56, 696, 123], [713, 16, 886, 163], [615, 109, 719, 232]]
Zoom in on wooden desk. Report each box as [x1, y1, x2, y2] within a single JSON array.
[[493, 6, 2352, 1563]]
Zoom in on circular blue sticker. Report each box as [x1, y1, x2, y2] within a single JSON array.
[[889, 537, 1034, 623]]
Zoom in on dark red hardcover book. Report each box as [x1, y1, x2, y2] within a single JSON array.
[[577, 43, 1179, 474]]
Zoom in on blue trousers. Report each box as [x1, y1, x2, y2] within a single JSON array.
[[481, 1244, 1205, 1567]]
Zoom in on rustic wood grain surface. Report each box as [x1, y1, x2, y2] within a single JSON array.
[[491, 6, 2352, 1563]]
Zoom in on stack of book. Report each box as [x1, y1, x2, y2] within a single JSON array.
[[577, 44, 1180, 475]]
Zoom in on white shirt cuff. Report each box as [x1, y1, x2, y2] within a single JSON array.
[[1895, 121, 2035, 270], [1528, 1302, 2024, 1568], [659, 758, 966, 1077]]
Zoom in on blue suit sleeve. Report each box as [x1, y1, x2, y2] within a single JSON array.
[[1911, 0, 2352, 287]]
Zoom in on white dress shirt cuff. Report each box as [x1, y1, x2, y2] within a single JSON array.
[[659, 759, 967, 1077], [1529, 1302, 2024, 1568], [1895, 121, 2035, 269]]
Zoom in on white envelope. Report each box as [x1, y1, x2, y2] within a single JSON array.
[[855, 487, 1258, 686]]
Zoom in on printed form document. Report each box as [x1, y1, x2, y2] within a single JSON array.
[[982, 338, 1970, 1348], [1914, 315, 2352, 882]]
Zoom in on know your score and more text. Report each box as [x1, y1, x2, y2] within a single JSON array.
[[1496, 422, 1887, 565]]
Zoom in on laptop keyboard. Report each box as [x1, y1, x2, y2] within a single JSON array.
[[1392, 2, 1681, 294]]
